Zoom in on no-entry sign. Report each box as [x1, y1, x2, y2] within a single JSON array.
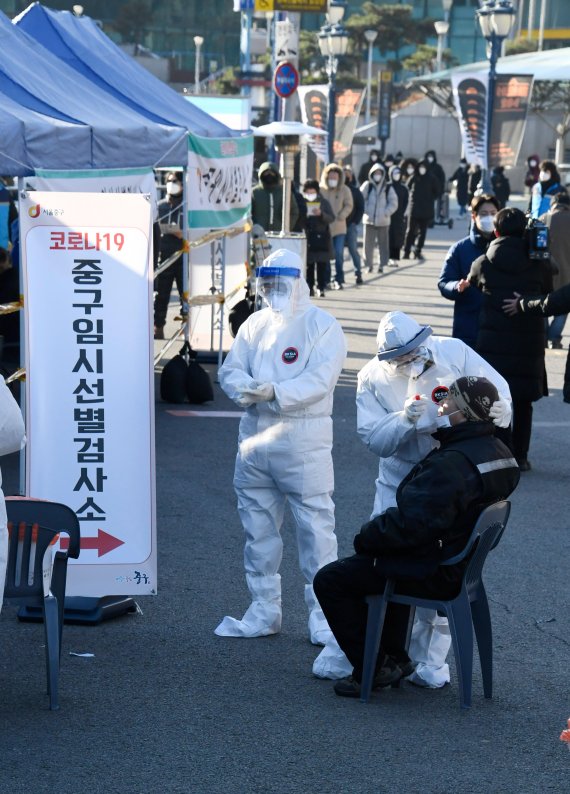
[[273, 61, 299, 99]]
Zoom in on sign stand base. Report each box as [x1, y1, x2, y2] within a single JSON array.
[[17, 595, 138, 626]]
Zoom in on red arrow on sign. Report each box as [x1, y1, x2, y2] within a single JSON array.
[[59, 529, 125, 558]]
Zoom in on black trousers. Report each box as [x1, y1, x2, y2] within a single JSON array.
[[306, 260, 328, 292], [389, 245, 401, 261], [404, 218, 429, 256], [512, 399, 533, 460], [564, 346, 570, 401], [314, 554, 463, 681], [154, 259, 183, 328]]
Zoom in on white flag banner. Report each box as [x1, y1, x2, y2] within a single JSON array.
[[26, 167, 159, 221], [297, 85, 329, 163], [451, 71, 489, 168], [19, 191, 157, 597]]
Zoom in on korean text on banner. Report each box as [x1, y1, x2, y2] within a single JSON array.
[[488, 75, 533, 168], [451, 72, 490, 168], [29, 168, 159, 221], [20, 191, 157, 598], [335, 89, 365, 159], [297, 85, 329, 163], [187, 133, 254, 229]]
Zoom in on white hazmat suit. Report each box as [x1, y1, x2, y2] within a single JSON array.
[[357, 311, 512, 687], [215, 250, 348, 672]]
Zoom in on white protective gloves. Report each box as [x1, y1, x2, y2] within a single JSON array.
[[489, 397, 511, 428], [236, 382, 275, 407], [403, 394, 438, 432]]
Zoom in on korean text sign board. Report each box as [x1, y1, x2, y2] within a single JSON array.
[[20, 192, 157, 597], [254, 0, 326, 11]]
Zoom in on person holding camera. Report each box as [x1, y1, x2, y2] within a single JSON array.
[[468, 207, 552, 471]]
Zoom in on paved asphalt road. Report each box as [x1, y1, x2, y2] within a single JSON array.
[[1, 205, 569, 793]]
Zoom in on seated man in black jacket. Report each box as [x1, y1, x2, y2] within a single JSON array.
[[314, 376, 520, 698]]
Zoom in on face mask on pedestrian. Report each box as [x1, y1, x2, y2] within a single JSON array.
[[539, 170, 551, 182], [529, 159, 537, 168], [166, 181, 182, 196], [477, 215, 496, 235], [391, 170, 401, 182], [327, 177, 339, 188], [435, 410, 462, 429], [370, 154, 378, 162], [261, 172, 278, 186], [372, 173, 383, 183], [418, 167, 427, 176], [406, 166, 414, 176], [426, 155, 434, 163], [304, 192, 318, 202]]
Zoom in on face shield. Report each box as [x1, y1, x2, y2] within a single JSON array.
[[379, 346, 433, 378], [256, 265, 301, 319]]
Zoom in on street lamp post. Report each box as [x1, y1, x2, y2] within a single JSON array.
[[364, 29, 378, 125], [193, 35, 204, 95], [476, 0, 517, 192], [434, 20, 450, 72], [318, 1, 349, 163]]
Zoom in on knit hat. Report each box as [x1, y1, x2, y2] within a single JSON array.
[[449, 376, 499, 422]]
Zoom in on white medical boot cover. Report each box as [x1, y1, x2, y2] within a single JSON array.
[[407, 607, 451, 688], [305, 584, 333, 646], [214, 573, 282, 638], [312, 636, 353, 680]]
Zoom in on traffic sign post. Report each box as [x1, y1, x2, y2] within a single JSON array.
[[273, 61, 299, 99]]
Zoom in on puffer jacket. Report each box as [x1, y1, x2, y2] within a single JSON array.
[[251, 162, 299, 233], [354, 421, 519, 578], [319, 164, 353, 237], [438, 226, 491, 348], [468, 235, 549, 401], [360, 163, 398, 228]]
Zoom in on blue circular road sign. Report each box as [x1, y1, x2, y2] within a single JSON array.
[[273, 62, 299, 99]]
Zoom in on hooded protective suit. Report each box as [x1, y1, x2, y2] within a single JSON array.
[[216, 249, 350, 676], [356, 311, 512, 686]]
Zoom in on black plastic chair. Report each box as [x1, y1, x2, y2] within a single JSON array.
[[360, 500, 511, 709], [4, 499, 81, 710]]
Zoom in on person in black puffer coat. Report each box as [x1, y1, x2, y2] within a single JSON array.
[[301, 179, 334, 298], [387, 164, 408, 265], [468, 207, 551, 470], [403, 160, 438, 261]]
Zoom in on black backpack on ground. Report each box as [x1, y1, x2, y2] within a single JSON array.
[[160, 342, 213, 404]]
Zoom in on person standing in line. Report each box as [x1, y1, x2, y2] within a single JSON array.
[[524, 154, 540, 192], [403, 160, 438, 262], [355, 311, 512, 688], [360, 163, 398, 275], [491, 166, 511, 209], [319, 164, 353, 291], [400, 157, 418, 186], [468, 207, 550, 471], [468, 164, 482, 205], [438, 194, 500, 349], [387, 164, 409, 267], [424, 150, 446, 224], [530, 160, 563, 218], [251, 161, 300, 233], [153, 171, 185, 340], [540, 192, 570, 349], [342, 166, 365, 285], [215, 249, 349, 680], [358, 148, 382, 186], [449, 158, 470, 216], [302, 179, 334, 299]]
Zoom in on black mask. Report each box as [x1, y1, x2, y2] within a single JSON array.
[[261, 173, 278, 186]]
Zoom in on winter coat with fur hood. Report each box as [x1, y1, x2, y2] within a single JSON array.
[[319, 164, 353, 238]]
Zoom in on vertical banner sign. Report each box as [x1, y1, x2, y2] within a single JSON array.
[[488, 75, 534, 168], [377, 71, 393, 141], [187, 132, 253, 229], [187, 132, 254, 351], [297, 85, 329, 163], [451, 72, 490, 168], [20, 192, 156, 597], [335, 89, 366, 159]]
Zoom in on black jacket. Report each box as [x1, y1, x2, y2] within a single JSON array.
[[345, 183, 365, 226], [305, 195, 334, 263], [469, 236, 550, 401], [354, 422, 519, 578], [407, 169, 439, 220], [450, 166, 470, 206], [388, 180, 409, 249]]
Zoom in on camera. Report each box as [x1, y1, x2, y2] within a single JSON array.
[[525, 216, 550, 260]]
